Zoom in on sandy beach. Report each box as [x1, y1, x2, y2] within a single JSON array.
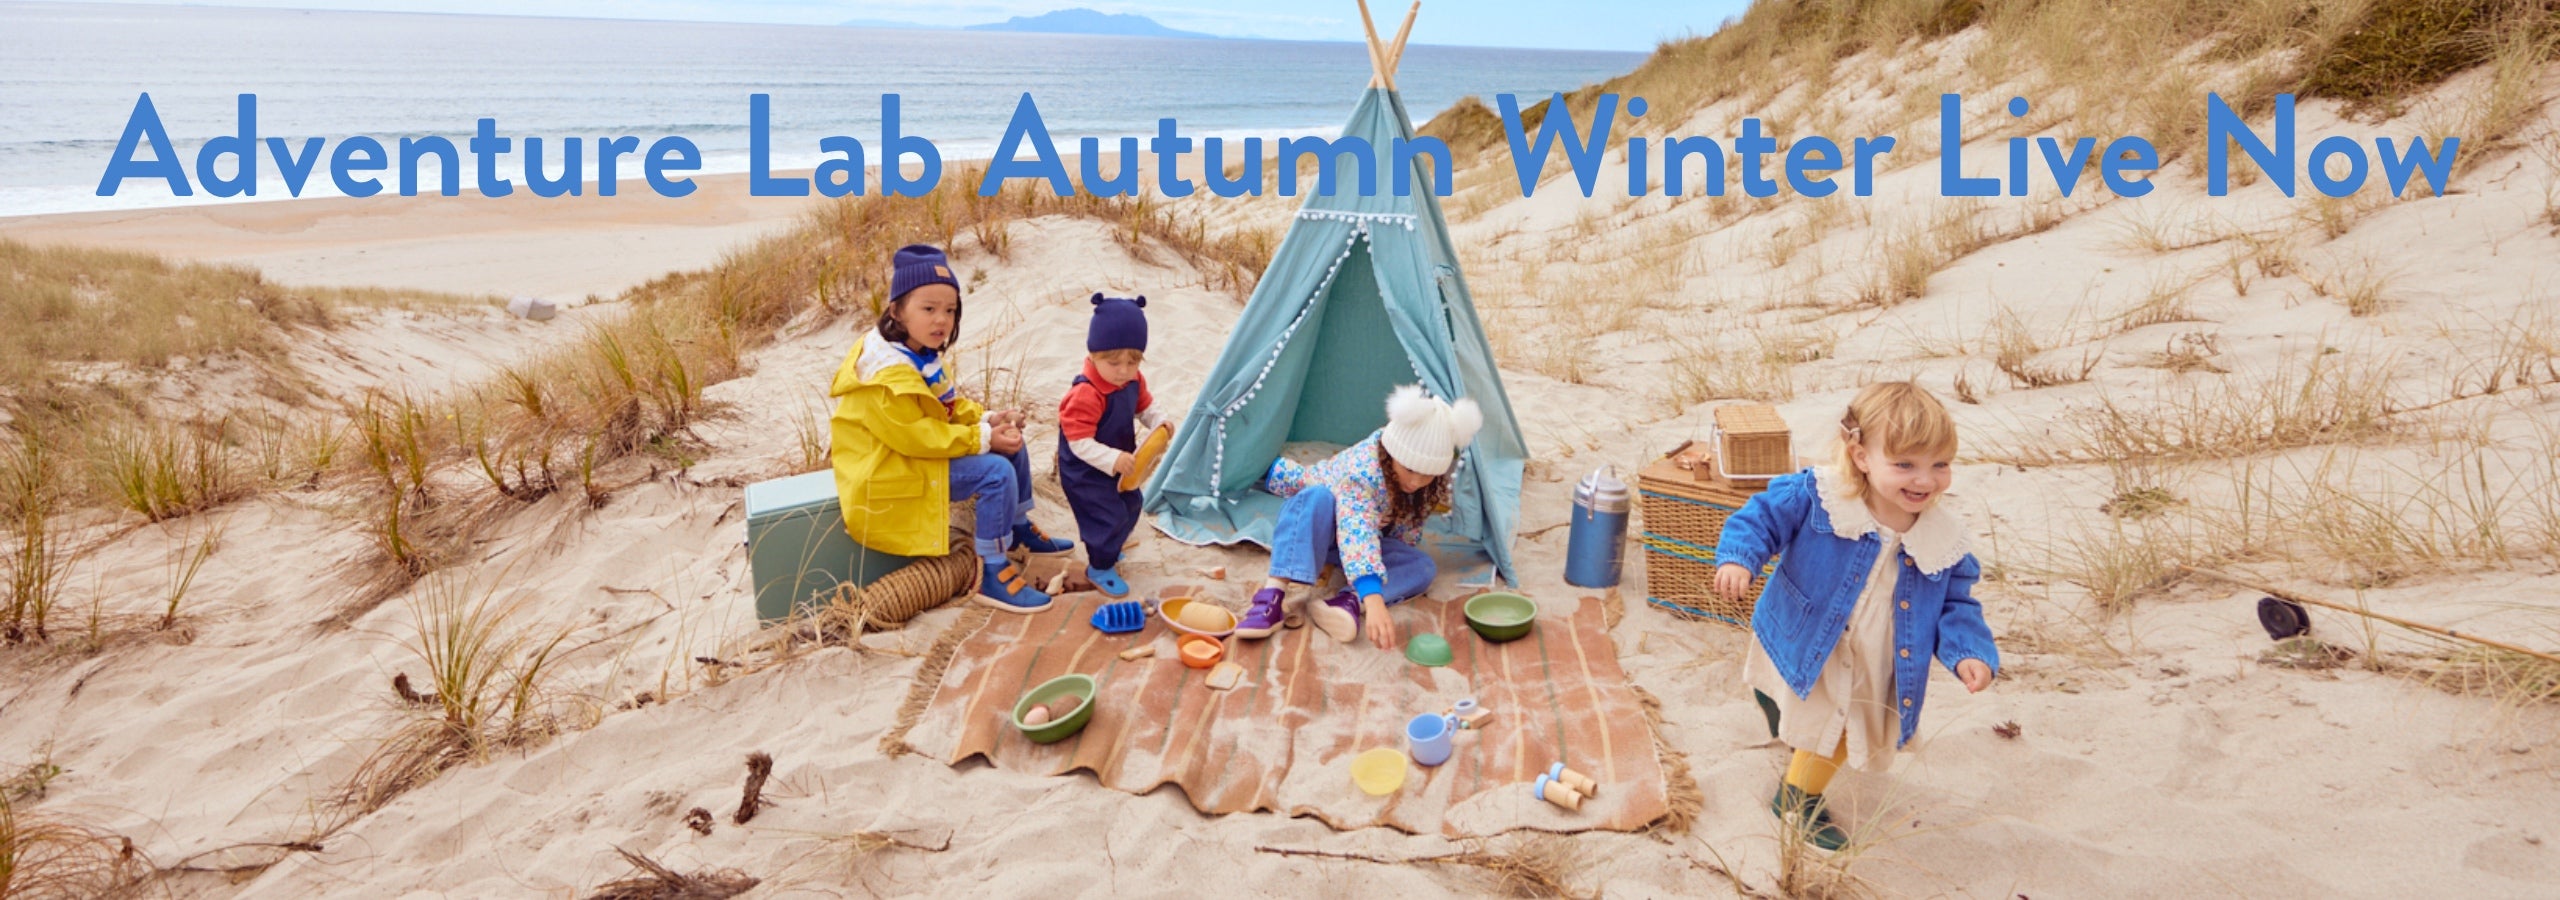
[[6, 4, 2560, 898]]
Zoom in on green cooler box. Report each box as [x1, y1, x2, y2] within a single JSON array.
[[745, 470, 917, 622]]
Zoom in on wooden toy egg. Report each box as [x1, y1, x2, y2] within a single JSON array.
[[1023, 705, 1053, 726]]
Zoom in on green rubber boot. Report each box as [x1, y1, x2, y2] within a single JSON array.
[[1771, 783, 1849, 852]]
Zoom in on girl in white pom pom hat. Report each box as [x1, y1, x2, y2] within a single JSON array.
[[1234, 384, 1482, 649]]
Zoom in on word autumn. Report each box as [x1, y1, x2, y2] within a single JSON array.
[[95, 92, 2462, 201]]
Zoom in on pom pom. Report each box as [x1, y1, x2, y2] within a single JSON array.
[[1447, 397, 1484, 448], [1385, 384, 1435, 426]]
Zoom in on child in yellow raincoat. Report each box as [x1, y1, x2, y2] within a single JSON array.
[[828, 244, 1073, 612]]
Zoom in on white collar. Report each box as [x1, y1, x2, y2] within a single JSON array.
[[1813, 465, 1972, 575], [855, 328, 925, 382]]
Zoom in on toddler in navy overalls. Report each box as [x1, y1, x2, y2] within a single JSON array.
[[1056, 294, 1168, 597]]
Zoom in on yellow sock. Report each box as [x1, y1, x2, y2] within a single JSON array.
[[1783, 740, 1849, 795]]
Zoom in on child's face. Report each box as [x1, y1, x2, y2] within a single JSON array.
[[894, 285, 959, 350], [1852, 439, 1954, 517], [1091, 351, 1142, 386]]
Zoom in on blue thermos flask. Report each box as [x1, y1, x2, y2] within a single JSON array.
[[1565, 466, 1630, 588]]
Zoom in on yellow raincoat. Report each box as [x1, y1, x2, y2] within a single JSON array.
[[829, 332, 987, 557]]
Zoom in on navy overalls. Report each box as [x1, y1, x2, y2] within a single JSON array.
[[1057, 373, 1146, 570]]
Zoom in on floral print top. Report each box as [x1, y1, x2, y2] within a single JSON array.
[[1262, 431, 1422, 594]]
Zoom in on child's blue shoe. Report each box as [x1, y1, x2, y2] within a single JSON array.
[[975, 559, 1053, 613], [1011, 522, 1074, 555], [1086, 565, 1129, 598]]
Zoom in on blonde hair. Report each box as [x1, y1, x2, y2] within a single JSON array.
[[1092, 348, 1145, 366], [1832, 382, 1958, 499]]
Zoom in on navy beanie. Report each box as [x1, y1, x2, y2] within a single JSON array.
[[1087, 293, 1148, 353], [888, 244, 959, 303]]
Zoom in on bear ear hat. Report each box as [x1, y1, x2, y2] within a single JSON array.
[[1091, 292, 1106, 306], [1132, 295, 1147, 308]]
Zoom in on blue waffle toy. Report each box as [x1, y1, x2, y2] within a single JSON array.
[[1090, 600, 1145, 634]]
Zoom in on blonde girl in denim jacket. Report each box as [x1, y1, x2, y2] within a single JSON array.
[[1711, 382, 2000, 850]]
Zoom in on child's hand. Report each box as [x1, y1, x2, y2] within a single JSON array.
[[1713, 563, 1754, 600], [1112, 452, 1136, 476], [990, 424, 1025, 455], [1361, 594, 1396, 648], [1956, 659, 1994, 693]]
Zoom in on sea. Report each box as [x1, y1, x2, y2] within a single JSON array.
[[0, 1, 1649, 217]]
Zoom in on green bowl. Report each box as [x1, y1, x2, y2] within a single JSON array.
[[1404, 632, 1454, 667], [1012, 673, 1098, 744], [1463, 592, 1538, 643]]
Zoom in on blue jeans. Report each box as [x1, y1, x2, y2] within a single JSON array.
[[1267, 485, 1435, 602], [949, 447, 1036, 559]]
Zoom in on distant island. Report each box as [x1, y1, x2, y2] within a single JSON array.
[[963, 9, 1219, 39]]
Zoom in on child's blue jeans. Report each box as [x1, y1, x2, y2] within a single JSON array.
[[949, 448, 1036, 559], [1267, 485, 1435, 602]]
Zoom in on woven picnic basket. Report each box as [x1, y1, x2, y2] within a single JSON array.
[[1636, 452, 1772, 628]]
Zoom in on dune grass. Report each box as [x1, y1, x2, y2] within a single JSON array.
[[1, 431, 68, 645], [5, 161, 1279, 624], [0, 795, 152, 899], [338, 572, 575, 815]]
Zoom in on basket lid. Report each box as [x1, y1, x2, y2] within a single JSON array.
[[1713, 404, 1789, 436]]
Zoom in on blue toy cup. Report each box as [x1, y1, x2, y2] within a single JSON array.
[[1406, 712, 1454, 767]]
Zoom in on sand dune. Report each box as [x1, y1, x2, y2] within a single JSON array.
[[6, 15, 2560, 900]]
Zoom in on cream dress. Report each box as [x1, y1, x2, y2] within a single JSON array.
[[1745, 523, 1906, 772]]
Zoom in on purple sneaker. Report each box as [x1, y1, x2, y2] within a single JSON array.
[[1310, 590, 1362, 643], [1235, 587, 1285, 639]]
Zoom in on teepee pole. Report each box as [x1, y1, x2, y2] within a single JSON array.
[[1356, 0, 1389, 88], [1381, 2, 1419, 90]]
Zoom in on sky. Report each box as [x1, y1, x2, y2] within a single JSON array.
[[64, 0, 1751, 51]]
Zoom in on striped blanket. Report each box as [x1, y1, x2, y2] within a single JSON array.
[[885, 590, 1697, 837]]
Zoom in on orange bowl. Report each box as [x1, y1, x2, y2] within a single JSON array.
[[1178, 633, 1225, 669]]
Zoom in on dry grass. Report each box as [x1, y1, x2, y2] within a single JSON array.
[[0, 795, 152, 899], [1661, 321, 1821, 409], [2138, 331, 2230, 374], [586, 846, 757, 900], [2038, 413, 2560, 608], [2110, 275, 2204, 333], [1994, 349, 2399, 466], [1988, 309, 2099, 388], [336, 572, 574, 815], [158, 521, 220, 631], [2311, 257, 2396, 316], [2, 431, 69, 645], [7, 162, 1277, 602]]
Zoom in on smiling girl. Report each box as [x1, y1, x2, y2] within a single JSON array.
[[1711, 382, 2000, 851]]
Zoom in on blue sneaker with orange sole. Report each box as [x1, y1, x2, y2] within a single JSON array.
[[976, 559, 1053, 613]]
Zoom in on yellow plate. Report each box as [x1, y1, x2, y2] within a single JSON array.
[[1351, 748, 1408, 796], [1122, 424, 1172, 492]]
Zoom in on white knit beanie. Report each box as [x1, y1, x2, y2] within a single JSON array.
[[1379, 384, 1483, 477]]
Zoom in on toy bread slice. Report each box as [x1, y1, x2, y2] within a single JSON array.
[[1122, 424, 1173, 492]]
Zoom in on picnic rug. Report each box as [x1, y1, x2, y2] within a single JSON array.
[[883, 590, 1699, 837]]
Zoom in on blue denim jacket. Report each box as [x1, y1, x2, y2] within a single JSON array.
[[1714, 467, 2000, 747]]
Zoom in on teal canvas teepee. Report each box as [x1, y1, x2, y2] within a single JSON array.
[[1144, 1, 1528, 584]]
